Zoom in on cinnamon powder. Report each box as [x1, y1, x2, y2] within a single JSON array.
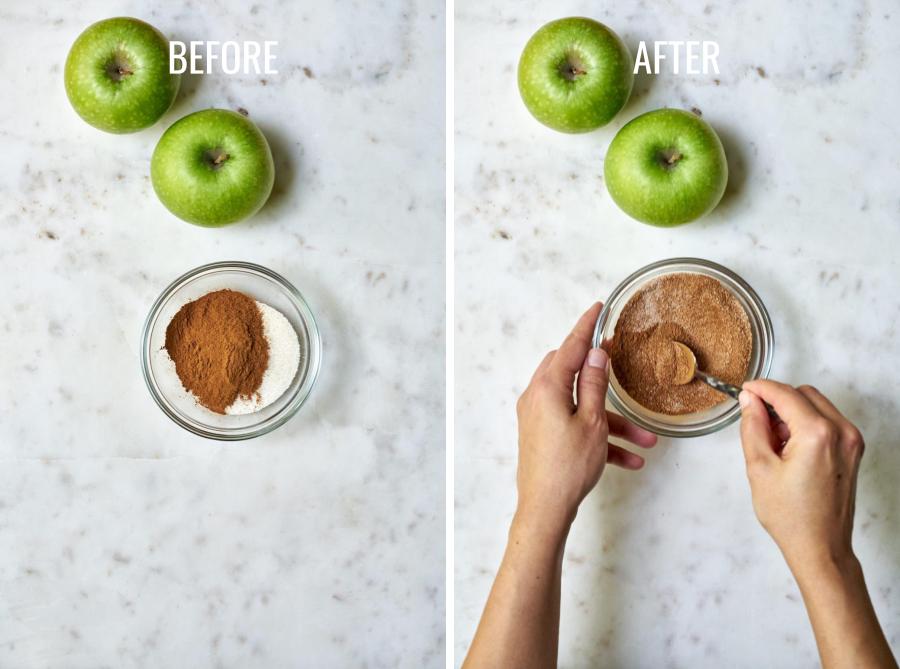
[[607, 273, 751, 415], [164, 289, 269, 414]]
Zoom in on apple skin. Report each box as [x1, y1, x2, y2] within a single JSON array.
[[151, 109, 275, 227], [64, 17, 180, 133], [604, 109, 728, 226], [518, 17, 633, 133]]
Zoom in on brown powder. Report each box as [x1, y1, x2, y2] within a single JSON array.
[[164, 289, 269, 414], [607, 273, 752, 415]]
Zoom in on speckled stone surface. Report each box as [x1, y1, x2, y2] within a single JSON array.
[[0, 1, 444, 666], [454, 1, 900, 667]]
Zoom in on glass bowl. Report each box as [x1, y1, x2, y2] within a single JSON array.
[[592, 258, 773, 438], [141, 261, 321, 440]]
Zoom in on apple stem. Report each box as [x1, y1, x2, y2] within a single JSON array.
[[105, 53, 134, 82], [559, 53, 588, 81], [658, 148, 684, 169], [204, 148, 230, 170]]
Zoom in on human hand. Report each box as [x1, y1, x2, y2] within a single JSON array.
[[739, 380, 865, 574], [515, 302, 657, 533]]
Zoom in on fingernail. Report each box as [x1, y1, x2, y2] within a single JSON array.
[[739, 390, 750, 408], [588, 348, 608, 369]]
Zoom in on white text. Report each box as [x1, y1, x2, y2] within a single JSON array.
[[170, 41, 278, 75], [633, 41, 719, 75]]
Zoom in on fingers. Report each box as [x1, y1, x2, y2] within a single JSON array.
[[576, 348, 610, 422], [774, 421, 791, 447], [607, 413, 657, 448], [739, 390, 779, 465], [795, 385, 848, 428], [546, 302, 603, 390], [796, 385, 865, 460], [741, 379, 821, 433], [607, 444, 645, 470]]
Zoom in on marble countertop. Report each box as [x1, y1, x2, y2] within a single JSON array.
[[0, 1, 444, 666], [455, 1, 899, 666]]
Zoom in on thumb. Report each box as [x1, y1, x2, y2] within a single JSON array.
[[739, 390, 777, 467], [577, 348, 610, 423]]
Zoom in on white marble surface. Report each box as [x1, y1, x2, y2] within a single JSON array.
[[0, 1, 444, 666], [455, 1, 900, 666]]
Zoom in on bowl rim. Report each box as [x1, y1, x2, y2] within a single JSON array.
[[592, 257, 774, 438], [140, 260, 322, 441]]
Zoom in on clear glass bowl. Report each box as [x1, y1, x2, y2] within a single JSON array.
[[141, 261, 321, 440], [592, 258, 773, 438]]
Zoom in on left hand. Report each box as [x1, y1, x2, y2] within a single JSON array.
[[515, 302, 658, 530]]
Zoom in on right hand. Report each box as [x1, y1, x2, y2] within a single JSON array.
[[739, 380, 865, 573]]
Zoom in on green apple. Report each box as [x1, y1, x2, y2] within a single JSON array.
[[64, 17, 180, 133], [604, 108, 728, 226], [518, 17, 633, 133], [151, 109, 275, 227]]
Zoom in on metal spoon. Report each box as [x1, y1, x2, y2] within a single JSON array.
[[671, 342, 780, 422]]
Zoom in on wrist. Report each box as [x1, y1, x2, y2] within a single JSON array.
[[786, 546, 862, 589], [511, 501, 575, 549]]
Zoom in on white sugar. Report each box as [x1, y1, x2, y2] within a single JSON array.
[[226, 301, 301, 415]]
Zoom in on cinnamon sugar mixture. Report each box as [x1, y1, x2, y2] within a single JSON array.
[[607, 273, 752, 415]]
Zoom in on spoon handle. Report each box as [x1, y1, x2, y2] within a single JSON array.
[[693, 371, 781, 423]]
